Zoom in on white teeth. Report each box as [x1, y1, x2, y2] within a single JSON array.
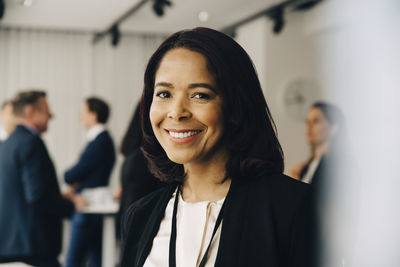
[[169, 130, 200, 138]]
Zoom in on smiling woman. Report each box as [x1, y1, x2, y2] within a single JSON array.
[[150, 48, 225, 167], [120, 27, 317, 267]]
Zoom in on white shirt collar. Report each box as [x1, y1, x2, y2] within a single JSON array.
[[0, 127, 8, 141], [87, 124, 105, 142]]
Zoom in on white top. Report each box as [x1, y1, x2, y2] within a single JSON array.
[[302, 157, 321, 184], [86, 124, 105, 142], [144, 190, 225, 267]]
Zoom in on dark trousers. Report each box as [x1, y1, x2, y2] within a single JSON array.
[[65, 213, 103, 267]]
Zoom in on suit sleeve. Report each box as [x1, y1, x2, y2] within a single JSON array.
[[21, 138, 49, 203], [34, 191, 75, 218], [64, 141, 102, 184], [21, 138, 74, 218]]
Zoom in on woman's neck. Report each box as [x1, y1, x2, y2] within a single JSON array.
[[181, 151, 231, 203], [312, 141, 331, 159]]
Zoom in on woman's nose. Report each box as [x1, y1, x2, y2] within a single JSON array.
[[167, 97, 191, 120]]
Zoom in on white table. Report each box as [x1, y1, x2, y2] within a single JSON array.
[[81, 187, 120, 267]]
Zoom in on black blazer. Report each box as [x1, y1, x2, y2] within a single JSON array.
[[120, 173, 316, 267], [0, 126, 74, 259]]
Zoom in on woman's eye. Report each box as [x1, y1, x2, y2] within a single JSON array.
[[193, 93, 210, 100], [156, 91, 170, 98]]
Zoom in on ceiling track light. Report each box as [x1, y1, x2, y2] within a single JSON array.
[[221, 0, 324, 36], [111, 24, 120, 47], [0, 0, 5, 20], [292, 0, 323, 11], [267, 5, 285, 34], [152, 0, 172, 17]]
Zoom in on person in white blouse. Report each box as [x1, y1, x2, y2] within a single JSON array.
[[120, 27, 317, 267]]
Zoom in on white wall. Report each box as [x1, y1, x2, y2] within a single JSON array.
[[235, 12, 324, 173], [237, 0, 400, 265], [307, 0, 400, 266], [0, 30, 166, 263], [91, 34, 166, 189], [0, 29, 165, 190]]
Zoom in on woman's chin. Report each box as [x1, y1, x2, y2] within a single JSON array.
[[166, 153, 191, 165]]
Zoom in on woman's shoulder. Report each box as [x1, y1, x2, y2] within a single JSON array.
[[122, 184, 175, 225], [241, 173, 312, 209], [237, 173, 314, 232], [248, 172, 309, 193]]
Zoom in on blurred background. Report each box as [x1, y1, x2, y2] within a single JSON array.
[[1, 0, 399, 266]]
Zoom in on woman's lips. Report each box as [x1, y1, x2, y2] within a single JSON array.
[[166, 129, 202, 143]]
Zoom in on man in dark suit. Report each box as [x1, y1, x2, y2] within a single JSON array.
[[0, 90, 86, 267], [64, 97, 116, 267]]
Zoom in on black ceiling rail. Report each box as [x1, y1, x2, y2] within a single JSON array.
[[92, 0, 150, 44], [0, 0, 5, 20], [221, 0, 323, 36]]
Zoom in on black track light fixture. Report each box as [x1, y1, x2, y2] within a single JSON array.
[[0, 0, 5, 20], [268, 5, 285, 34], [111, 24, 121, 47], [293, 0, 323, 11], [153, 0, 172, 17]]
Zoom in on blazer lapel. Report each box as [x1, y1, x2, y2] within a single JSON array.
[[136, 184, 177, 266], [214, 178, 249, 267]]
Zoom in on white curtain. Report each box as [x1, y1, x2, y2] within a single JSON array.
[[0, 28, 165, 188], [92, 33, 165, 188]]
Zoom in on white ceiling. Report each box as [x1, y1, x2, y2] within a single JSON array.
[[0, 0, 280, 34]]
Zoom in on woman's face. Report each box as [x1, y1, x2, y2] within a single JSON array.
[[149, 48, 225, 165], [306, 107, 334, 147]]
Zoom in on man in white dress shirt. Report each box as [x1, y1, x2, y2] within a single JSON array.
[[64, 97, 116, 267]]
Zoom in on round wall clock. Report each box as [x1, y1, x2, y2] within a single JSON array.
[[281, 78, 319, 121]]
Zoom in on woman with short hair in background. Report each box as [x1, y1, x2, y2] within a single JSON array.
[[289, 101, 346, 186]]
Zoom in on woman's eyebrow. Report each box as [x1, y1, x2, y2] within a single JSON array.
[[154, 82, 173, 88], [188, 83, 216, 92]]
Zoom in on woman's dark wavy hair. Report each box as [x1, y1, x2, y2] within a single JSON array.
[[141, 27, 284, 183], [312, 102, 344, 128]]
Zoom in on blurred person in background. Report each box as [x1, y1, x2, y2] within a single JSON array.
[[0, 100, 16, 142], [114, 103, 164, 237], [0, 90, 86, 267], [289, 101, 350, 266], [289, 101, 346, 187], [64, 96, 116, 267]]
